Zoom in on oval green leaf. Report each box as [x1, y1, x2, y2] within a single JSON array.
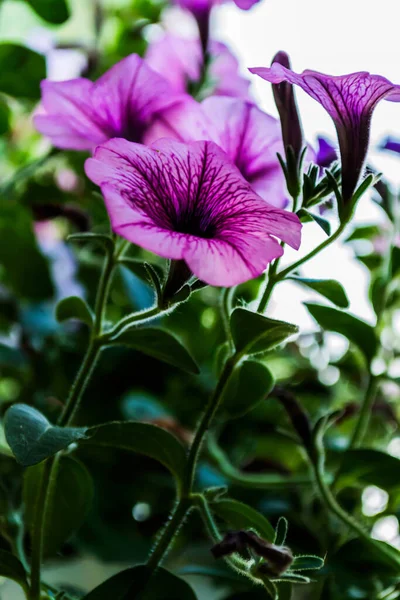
[[274, 516, 288, 546], [26, 0, 70, 24], [304, 303, 377, 363], [4, 404, 88, 466], [289, 277, 349, 308], [109, 328, 199, 374], [24, 456, 94, 556], [212, 498, 275, 542], [83, 565, 197, 599], [0, 549, 28, 591], [82, 421, 187, 489], [220, 360, 274, 419], [0, 44, 46, 99], [230, 309, 298, 356], [55, 295, 94, 327]]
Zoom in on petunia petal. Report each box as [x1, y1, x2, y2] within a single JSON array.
[[35, 54, 181, 151], [85, 138, 302, 287]]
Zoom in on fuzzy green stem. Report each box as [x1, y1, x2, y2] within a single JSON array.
[[183, 356, 238, 496], [146, 498, 191, 573]]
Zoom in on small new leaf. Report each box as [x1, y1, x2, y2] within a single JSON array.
[[4, 404, 88, 466], [55, 296, 94, 327], [212, 499, 275, 542]]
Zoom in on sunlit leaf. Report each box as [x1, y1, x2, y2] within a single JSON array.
[[304, 303, 377, 363], [289, 277, 349, 308], [230, 309, 298, 356]]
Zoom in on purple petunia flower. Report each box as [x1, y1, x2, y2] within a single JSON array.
[[380, 136, 400, 154], [250, 60, 400, 203], [316, 136, 337, 169], [85, 138, 301, 286], [34, 54, 182, 151], [145, 96, 286, 207], [145, 34, 250, 100]]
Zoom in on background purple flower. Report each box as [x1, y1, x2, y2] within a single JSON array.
[[316, 136, 337, 169], [85, 138, 301, 286], [34, 54, 181, 151], [250, 62, 400, 202], [380, 136, 400, 154], [145, 34, 250, 100]]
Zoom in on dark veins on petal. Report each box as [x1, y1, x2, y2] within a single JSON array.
[[112, 143, 285, 241]]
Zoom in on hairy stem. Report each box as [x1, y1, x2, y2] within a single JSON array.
[[183, 356, 238, 496], [146, 498, 191, 573]]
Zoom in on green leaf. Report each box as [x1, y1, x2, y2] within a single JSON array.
[[288, 277, 349, 308], [119, 257, 164, 283], [274, 517, 288, 546], [24, 456, 94, 556], [82, 421, 187, 489], [0, 549, 28, 591], [0, 96, 10, 135], [291, 555, 325, 571], [336, 449, 400, 490], [109, 328, 199, 374], [82, 565, 197, 599], [55, 295, 94, 327], [304, 303, 377, 363], [275, 573, 311, 584], [67, 232, 114, 254], [307, 211, 331, 236], [4, 404, 88, 466], [26, 0, 70, 24], [212, 499, 275, 542], [0, 44, 46, 99], [220, 360, 274, 419], [345, 225, 380, 242], [0, 203, 54, 300], [230, 309, 298, 356]]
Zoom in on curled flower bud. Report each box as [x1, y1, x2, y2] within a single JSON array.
[[270, 51, 304, 167]]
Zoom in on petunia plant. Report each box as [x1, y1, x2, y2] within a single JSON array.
[[1, 2, 400, 600]]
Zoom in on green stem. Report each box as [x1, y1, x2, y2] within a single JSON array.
[[310, 452, 400, 570], [29, 455, 59, 600], [207, 433, 314, 489], [193, 493, 248, 572], [183, 356, 238, 496], [220, 287, 235, 351], [104, 305, 166, 340], [349, 374, 379, 449], [277, 220, 347, 283], [257, 256, 281, 313], [146, 498, 191, 573]]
